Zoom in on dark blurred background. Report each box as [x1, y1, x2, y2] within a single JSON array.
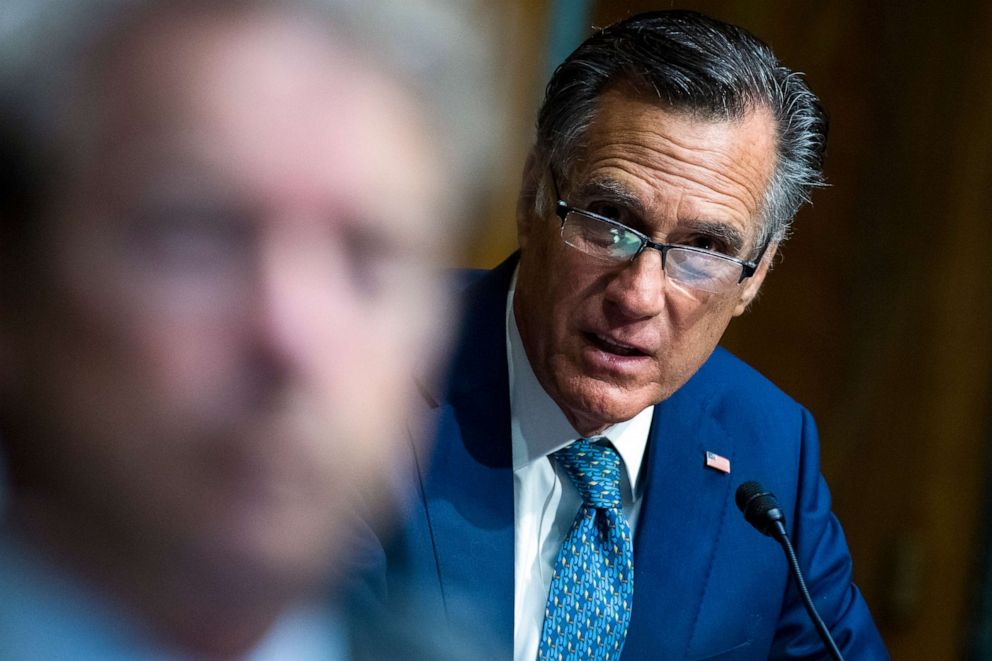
[[473, 2, 992, 658]]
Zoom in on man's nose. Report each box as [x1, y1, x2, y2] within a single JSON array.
[[248, 234, 344, 384], [604, 248, 668, 319]]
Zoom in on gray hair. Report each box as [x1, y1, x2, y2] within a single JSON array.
[[532, 10, 828, 252], [0, 0, 498, 243]]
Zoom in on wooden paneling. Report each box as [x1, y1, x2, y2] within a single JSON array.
[[465, 1, 552, 268]]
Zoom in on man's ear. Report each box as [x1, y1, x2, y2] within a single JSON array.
[[516, 149, 543, 250], [733, 242, 778, 316]]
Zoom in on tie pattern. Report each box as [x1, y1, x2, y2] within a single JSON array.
[[537, 438, 634, 661]]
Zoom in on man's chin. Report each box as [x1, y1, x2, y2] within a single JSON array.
[[188, 524, 340, 600], [555, 376, 658, 436], [177, 491, 348, 588]]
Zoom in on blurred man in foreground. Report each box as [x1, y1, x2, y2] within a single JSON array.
[[0, 0, 492, 657], [383, 10, 888, 660]]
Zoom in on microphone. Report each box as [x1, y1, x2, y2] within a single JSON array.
[[735, 481, 845, 661]]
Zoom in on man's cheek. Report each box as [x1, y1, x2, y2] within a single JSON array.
[[140, 327, 236, 406]]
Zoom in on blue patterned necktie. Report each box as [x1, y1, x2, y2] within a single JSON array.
[[537, 438, 634, 661]]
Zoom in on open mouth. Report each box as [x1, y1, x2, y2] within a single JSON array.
[[586, 332, 647, 357]]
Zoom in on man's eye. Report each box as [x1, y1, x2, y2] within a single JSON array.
[[342, 226, 412, 297], [586, 202, 624, 221], [129, 208, 250, 268], [684, 235, 730, 255]]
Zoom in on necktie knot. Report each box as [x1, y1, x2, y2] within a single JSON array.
[[554, 438, 623, 509]]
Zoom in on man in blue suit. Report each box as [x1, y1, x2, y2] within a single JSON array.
[[379, 10, 888, 661]]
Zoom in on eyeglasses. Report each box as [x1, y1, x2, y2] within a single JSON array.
[[552, 184, 769, 295]]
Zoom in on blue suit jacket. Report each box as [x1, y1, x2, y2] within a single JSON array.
[[382, 255, 887, 660]]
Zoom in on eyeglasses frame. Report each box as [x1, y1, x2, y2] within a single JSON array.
[[547, 167, 771, 285]]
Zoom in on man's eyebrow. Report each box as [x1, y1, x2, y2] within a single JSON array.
[[572, 178, 647, 217], [574, 178, 749, 254]]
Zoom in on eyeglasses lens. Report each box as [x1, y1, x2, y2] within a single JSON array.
[[561, 212, 742, 294]]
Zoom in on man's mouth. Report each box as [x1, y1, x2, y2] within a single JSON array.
[[586, 332, 648, 357]]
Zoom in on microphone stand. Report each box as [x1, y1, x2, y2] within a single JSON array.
[[770, 519, 844, 661]]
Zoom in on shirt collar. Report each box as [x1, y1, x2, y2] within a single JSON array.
[[506, 267, 652, 492]]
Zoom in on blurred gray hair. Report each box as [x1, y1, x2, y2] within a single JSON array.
[[0, 0, 499, 229]]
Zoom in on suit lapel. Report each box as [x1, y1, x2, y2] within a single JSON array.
[[622, 366, 738, 660], [417, 256, 518, 656]]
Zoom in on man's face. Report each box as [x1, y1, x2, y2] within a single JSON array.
[[515, 90, 778, 436], [1, 11, 448, 589]]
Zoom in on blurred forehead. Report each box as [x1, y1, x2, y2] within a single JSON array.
[[69, 6, 439, 213]]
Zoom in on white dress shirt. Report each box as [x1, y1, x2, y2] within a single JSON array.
[[507, 271, 653, 661]]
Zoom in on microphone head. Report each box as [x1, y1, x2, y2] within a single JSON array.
[[735, 481, 786, 537]]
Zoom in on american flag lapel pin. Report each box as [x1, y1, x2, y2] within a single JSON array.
[[705, 451, 731, 474]]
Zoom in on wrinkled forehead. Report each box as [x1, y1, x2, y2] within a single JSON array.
[[562, 91, 778, 215], [560, 80, 779, 171]]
